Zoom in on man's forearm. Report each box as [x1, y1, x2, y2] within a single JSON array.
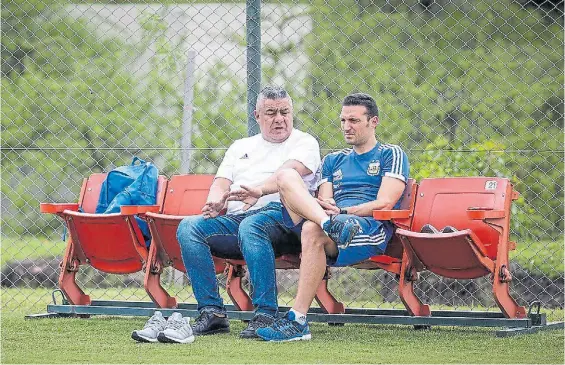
[[207, 178, 231, 203], [253, 174, 279, 197], [342, 199, 395, 217]]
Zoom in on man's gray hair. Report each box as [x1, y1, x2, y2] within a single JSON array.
[[255, 85, 293, 109]]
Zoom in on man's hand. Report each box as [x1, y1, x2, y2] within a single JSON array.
[[316, 198, 340, 215], [202, 191, 229, 219], [227, 185, 263, 211]]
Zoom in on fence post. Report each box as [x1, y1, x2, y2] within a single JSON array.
[[246, 0, 261, 136], [174, 49, 197, 285]]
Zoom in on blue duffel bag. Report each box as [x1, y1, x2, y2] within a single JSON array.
[[95, 156, 159, 247]]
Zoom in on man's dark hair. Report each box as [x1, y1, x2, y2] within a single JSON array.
[[342, 93, 379, 119], [256, 85, 292, 108]]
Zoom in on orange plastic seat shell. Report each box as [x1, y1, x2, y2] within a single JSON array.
[[396, 177, 526, 319]]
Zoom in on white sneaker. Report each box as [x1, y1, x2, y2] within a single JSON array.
[[131, 311, 167, 343], [157, 312, 195, 344]]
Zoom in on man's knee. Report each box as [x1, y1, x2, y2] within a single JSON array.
[[239, 214, 271, 242], [301, 221, 326, 249], [276, 168, 302, 191]]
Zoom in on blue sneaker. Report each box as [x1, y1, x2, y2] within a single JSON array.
[[322, 215, 360, 248], [256, 311, 311, 342]]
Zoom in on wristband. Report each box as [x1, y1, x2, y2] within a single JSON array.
[[339, 208, 348, 215]]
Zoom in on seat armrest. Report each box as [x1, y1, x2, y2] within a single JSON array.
[[40, 203, 80, 214], [373, 209, 411, 220], [120, 205, 160, 215], [466, 207, 505, 220]]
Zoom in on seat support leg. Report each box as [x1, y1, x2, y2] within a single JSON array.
[[493, 263, 526, 318], [398, 250, 430, 316], [58, 241, 90, 306], [144, 243, 177, 308], [314, 267, 345, 314], [225, 264, 253, 311]]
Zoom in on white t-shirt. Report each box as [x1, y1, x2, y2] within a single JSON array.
[[216, 129, 321, 214]]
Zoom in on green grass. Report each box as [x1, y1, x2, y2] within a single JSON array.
[[511, 239, 564, 277], [0, 235, 66, 266], [1, 289, 564, 364]]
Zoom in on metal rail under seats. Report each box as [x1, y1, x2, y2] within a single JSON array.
[[39, 173, 168, 306], [395, 177, 526, 319]]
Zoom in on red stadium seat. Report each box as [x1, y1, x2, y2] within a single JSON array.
[[40, 173, 168, 306], [395, 177, 526, 318]]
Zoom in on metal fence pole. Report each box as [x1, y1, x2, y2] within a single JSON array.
[[246, 0, 261, 136], [181, 50, 196, 174]]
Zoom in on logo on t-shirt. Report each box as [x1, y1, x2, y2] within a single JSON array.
[[240, 153, 249, 159], [367, 161, 380, 176], [333, 169, 343, 181]]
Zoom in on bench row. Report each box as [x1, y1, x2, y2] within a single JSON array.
[[40, 174, 526, 319]]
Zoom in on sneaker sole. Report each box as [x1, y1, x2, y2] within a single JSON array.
[[193, 327, 230, 336], [131, 332, 158, 343], [257, 333, 312, 342], [157, 333, 195, 344]]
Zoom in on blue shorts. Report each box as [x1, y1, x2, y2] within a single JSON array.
[[281, 208, 393, 267]]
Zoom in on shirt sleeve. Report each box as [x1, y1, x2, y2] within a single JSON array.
[[286, 133, 321, 176], [215, 141, 239, 182], [382, 145, 409, 183], [319, 154, 334, 186]]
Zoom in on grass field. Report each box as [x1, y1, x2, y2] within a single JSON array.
[[1, 288, 564, 364]]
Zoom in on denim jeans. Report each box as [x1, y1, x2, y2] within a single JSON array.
[[176, 202, 300, 317]]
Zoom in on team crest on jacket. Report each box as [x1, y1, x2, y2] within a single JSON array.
[[367, 161, 380, 175]]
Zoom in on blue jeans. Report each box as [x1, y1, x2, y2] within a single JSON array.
[[176, 202, 301, 317]]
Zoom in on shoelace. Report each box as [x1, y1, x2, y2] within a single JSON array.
[[144, 315, 164, 329], [167, 317, 186, 330], [192, 311, 212, 329], [249, 315, 273, 330], [272, 318, 300, 336]]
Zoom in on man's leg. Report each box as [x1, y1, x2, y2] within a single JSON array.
[[177, 214, 243, 335], [255, 223, 338, 342], [293, 221, 337, 314], [276, 168, 327, 224], [238, 202, 301, 338], [277, 168, 360, 246]]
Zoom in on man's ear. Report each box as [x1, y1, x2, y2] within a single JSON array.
[[371, 116, 379, 127], [254, 109, 260, 120]]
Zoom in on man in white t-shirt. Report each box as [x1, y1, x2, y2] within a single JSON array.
[[173, 86, 320, 340]]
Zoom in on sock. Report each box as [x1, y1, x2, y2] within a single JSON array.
[[320, 217, 330, 230], [290, 308, 307, 325]]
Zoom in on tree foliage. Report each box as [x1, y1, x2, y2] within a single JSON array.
[[298, 0, 563, 238]]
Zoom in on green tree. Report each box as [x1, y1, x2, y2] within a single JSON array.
[[300, 0, 563, 238], [1, 1, 176, 235]]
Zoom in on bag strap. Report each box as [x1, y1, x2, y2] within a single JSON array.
[[131, 156, 146, 166]]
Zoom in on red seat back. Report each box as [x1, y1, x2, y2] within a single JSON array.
[[79, 173, 107, 213], [162, 174, 215, 215], [410, 177, 511, 260], [79, 173, 168, 213]]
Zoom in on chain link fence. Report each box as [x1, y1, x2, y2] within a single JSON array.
[[1, 0, 563, 316]]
